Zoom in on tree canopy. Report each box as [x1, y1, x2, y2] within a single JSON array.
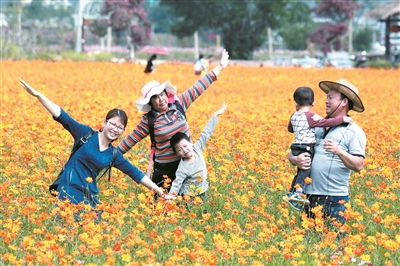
[[277, 2, 315, 50], [309, 0, 359, 54], [100, 0, 151, 49], [160, 0, 303, 59]]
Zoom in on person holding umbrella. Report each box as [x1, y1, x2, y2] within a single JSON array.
[[144, 54, 157, 74], [118, 49, 230, 193]]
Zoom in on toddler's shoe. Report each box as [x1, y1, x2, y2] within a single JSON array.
[[283, 192, 310, 211]]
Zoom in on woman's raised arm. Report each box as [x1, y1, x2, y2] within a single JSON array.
[[20, 78, 61, 118], [211, 49, 230, 77]]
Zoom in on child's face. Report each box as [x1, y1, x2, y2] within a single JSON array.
[[174, 139, 194, 160]]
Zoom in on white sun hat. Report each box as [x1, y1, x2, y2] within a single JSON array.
[[136, 80, 177, 112]]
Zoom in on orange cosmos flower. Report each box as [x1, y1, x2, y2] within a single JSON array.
[[2, 196, 10, 203], [105, 255, 116, 265], [174, 226, 184, 236], [374, 216, 382, 223], [24, 253, 35, 262], [113, 241, 121, 252], [224, 202, 231, 210], [355, 244, 365, 256], [91, 247, 102, 255], [168, 217, 178, 224]]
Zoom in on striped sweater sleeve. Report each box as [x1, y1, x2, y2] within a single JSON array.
[[118, 71, 217, 157], [118, 115, 150, 154], [178, 71, 217, 110]]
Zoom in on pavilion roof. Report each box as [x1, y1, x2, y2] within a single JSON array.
[[364, 1, 400, 20]]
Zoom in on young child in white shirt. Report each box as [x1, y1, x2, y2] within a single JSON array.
[[165, 102, 227, 209]]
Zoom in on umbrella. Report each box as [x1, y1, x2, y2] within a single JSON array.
[[141, 46, 169, 56]]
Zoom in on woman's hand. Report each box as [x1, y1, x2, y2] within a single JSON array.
[[19, 78, 61, 118], [20, 78, 40, 97], [219, 49, 230, 69], [212, 49, 230, 76], [164, 194, 176, 201]]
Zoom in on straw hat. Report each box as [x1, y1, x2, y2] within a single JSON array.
[[319, 79, 364, 112], [136, 80, 177, 112]]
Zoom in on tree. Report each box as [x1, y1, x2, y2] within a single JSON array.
[[160, 0, 298, 59], [147, 4, 177, 33], [88, 19, 109, 38], [353, 26, 373, 52], [309, 0, 359, 54], [6, 0, 23, 44], [23, 1, 74, 28], [278, 2, 316, 50], [101, 0, 151, 59], [87, 19, 109, 51], [21, 1, 75, 50]]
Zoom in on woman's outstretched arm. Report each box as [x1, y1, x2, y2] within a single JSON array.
[[210, 49, 230, 77], [20, 78, 61, 118], [139, 175, 164, 197]]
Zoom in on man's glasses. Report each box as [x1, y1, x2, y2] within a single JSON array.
[[107, 120, 125, 132]]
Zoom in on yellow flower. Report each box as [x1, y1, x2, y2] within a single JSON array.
[[121, 254, 131, 262]]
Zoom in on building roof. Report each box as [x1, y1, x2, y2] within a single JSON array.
[[364, 2, 400, 20]]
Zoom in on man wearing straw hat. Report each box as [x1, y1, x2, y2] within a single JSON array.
[[288, 79, 366, 232]]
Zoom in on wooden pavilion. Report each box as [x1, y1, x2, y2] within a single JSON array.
[[364, 1, 400, 59]]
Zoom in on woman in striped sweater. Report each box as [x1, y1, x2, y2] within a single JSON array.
[[118, 50, 230, 192]]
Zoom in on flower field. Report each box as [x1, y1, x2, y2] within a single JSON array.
[[1, 60, 399, 265]]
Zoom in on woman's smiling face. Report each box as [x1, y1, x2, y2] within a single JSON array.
[[103, 116, 125, 141], [150, 90, 169, 112]]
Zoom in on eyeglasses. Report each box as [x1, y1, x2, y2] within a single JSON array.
[[107, 120, 125, 132]]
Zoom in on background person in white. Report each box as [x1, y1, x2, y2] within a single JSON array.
[[287, 79, 366, 234]]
